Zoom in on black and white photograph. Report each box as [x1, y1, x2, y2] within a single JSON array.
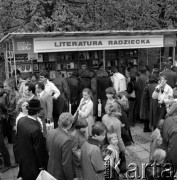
[[1, 1, 177, 179], [45, 62, 52, 70], [33, 64, 39, 71]]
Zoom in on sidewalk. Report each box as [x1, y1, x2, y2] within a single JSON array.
[[0, 123, 151, 180]]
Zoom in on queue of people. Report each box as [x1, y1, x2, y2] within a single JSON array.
[[1, 57, 177, 179]]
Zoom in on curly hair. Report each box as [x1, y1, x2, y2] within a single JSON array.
[[4, 77, 17, 90], [16, 98, 29, 113], [105, 87, 117, 99]]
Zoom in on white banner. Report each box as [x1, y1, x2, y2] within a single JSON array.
[[34, 35, 164, 52]]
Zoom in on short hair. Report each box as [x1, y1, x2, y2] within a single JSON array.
[[105, 87, 116, 96], [151, 148, 166, 164], [58, 112, 73, 129], [74, 119, 88, 129], [4, 77, 17, 90], [167, 57, 173, 63], [39, 71, 49, 79], [160, 74, 167, 81], [82, 88, 92, 98], [25, 83, 36, 94], [111, 66, 118, 73], [92, 122, 107, 136], [107, 133, 117, 143], [36, 82, 45, 91], [72, 70, 79, 77], [31, 73, 38, 80], [96, 69, 108, 78]]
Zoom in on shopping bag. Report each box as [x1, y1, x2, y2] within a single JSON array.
[[36, 170, 57, 180]]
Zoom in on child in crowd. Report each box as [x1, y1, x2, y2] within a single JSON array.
[[146, 148, 167, 180], [104, 133, 120, 179], [149, 119, 164, 162]]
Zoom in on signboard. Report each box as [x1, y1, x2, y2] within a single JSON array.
[[14, 38, 34, 54], [28, 53, 38, 60], [11, 64, 32, 72], [164, 34, 176, 47], [34, 35, 164, 52]]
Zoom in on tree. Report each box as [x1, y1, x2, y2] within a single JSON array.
[[0, 0, 177, 37]]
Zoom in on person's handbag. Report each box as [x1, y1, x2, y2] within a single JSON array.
[[36, 170, 57, 180]]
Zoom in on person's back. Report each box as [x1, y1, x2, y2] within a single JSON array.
[[81, 122, 106, 180], [81, 141, 104, 180], [67, 75, 79, 114], [47, 113, 73, 180], [47, 128, 72, 179], [17, 116, 47, 180]]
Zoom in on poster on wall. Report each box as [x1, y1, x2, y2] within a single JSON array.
[[61, 71, 67, 78], [11, 64, 32, 72], [45, 62, 52, 70], [28, 53, 38, 60], [49, 53, 56, 62], [50, 71, 56, 79], [38, 54, 43, 62], [39, 64, 45, 71], [14, 38, 34, 54], [33, 64, 39, 71]]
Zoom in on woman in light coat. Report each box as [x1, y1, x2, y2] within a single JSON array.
[[76, 88, 94, 138]]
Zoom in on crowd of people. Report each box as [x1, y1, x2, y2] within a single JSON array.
[[0, 57, 177, 179]]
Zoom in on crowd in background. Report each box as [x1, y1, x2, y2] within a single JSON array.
[[0, 57, 177, 179]]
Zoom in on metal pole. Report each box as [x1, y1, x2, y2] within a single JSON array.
[[12, 39, 17, 86], [9, 41, 12, 76], [146, 49, 148, 66], [103, 50, 105, 70], [173, 46, 176, 66], [160, 48, 161, 70], [5, 42, 9, 79]]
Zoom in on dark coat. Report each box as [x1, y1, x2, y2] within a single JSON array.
[[148, 76, 161, 127], [162, 116, 177, 171], [47, 127, 73, 180], [17, 116, 48, 180], [137, 74, 149, 117], [161, 69, 177, 88], [53, 77, 70, 101], [97, 77, 112, 115], [67, 76, 79, 114], [140, 85, 150, 120]]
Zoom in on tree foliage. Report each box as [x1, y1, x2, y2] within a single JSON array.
[[0, 0, 177, 37]]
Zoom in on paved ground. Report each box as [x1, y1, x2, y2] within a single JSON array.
[[0, 122, 151, 180]]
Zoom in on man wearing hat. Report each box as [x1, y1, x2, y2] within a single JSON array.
[[17, 99, 48, 180]]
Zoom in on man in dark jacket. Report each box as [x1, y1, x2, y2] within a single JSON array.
[[67, 71, 79, 114], [47, 112, 73, 180], [17, 99, 48, 180], [162, 116, 177, 176]]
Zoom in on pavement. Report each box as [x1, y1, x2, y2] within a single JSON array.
[[0, 122, 151, 180]]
